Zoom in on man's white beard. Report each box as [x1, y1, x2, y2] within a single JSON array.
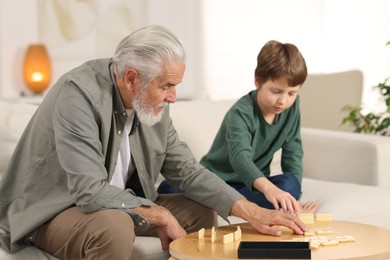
[[132, 88, 167, 126]]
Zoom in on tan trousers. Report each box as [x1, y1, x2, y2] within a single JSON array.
[[33, 194, 217, 260]]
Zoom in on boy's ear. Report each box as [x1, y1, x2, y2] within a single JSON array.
[[254, 76, 260, 89]]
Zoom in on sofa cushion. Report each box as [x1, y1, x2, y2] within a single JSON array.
[[169, 99, 236, 161], [300, 70, 363, 132], [0, 237, 169, 260], [302, 127, 390, 188], [301, 178, 390, 230], [0, 101, 38, 176], [0, 245, 59, 260]]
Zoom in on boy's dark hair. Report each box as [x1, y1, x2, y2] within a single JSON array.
[[254, 40, 307, 87]]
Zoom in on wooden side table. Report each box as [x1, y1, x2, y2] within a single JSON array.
[[169, 221, 390, 259]]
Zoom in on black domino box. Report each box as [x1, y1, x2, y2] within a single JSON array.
[[237, 241, 311, 259]]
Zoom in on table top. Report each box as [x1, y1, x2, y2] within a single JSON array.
[[169, 220, 390, 260]]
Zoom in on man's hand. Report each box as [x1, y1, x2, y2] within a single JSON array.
[[133, 205, 186, 250], [231, 198, 307, 236], [156, 221, 186, 251]]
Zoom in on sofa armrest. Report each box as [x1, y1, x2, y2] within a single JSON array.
[[301, 127, 390, 188]]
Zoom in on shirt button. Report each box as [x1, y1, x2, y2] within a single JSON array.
[[139, 222, 143, 226], [122, 112, 126, 116], [28, 236, 34, 240], [121, 203, 125, 207], [117, 130, 122, 134]]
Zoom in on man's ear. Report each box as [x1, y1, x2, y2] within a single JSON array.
[[124, 69, 139, 88]]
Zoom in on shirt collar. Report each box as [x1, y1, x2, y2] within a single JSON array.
[[109, 60, 126, 116]]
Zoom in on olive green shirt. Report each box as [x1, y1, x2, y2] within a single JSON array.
[[201, 90, 303, 191], [0, 59, 243, 253]]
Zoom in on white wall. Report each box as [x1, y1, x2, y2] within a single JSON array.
[[146, 0, 202, 99], [0, 0, 201, 100], [200, 0, 390, 113], [1, 0, 389, 113], [0, 0, 39, 97]]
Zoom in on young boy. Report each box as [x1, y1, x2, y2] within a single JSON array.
[[158, 40, 317, 213]]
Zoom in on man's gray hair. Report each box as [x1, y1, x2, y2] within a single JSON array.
[[112, 25, 185, 86]]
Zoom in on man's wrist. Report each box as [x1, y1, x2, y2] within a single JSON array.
[[231, 198, 252, 220], [133, 205, 171, 226]]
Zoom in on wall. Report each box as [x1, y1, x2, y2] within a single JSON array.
[[0, 0, 201, 100], [1, 0, 390, 113], [200, 0, 390, 113], [0, 0, 38, 97], [147, 0, 202, 99]]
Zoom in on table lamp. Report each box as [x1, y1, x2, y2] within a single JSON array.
[[22, 44, 52, 94]]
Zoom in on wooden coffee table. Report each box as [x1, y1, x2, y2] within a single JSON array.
[[169, 220, 390, 259]]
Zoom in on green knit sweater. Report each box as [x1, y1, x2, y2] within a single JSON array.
[[200, 90, 303, 191]]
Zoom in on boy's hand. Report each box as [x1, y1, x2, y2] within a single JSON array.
[[254, 177, 300, 213]]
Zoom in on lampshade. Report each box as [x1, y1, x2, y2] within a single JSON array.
[[22, 44, 52, 94]]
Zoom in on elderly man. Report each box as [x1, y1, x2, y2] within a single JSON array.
[[0, 25, 306, 259]]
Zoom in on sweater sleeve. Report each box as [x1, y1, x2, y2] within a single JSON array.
[[281, 102, 303, 184], [225, 107, 266, 190]]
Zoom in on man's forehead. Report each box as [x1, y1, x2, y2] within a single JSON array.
[[160, 61, 185, 83], [162, 60, 185, 72]]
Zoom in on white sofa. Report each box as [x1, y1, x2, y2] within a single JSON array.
[[1, 98, 390, 260]]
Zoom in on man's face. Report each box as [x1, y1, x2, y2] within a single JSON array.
[[133, 61, 185, 126]]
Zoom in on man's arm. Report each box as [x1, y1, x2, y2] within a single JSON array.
[[230, 198, 307, 236]]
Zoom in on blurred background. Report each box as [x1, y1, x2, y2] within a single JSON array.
[[0, 0, 389, 114]]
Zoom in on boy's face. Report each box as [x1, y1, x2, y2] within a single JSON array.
[[255, 77, 301, 119]]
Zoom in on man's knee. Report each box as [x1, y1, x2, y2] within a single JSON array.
[[86, 209, 135, 258], [94, 209, 135, 242], [34, 207, 136, 260]]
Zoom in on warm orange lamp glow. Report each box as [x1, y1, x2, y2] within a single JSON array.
[[23, 44, 52, 94]]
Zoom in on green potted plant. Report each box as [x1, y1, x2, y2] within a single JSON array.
[[341, 41, 390, 136]]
